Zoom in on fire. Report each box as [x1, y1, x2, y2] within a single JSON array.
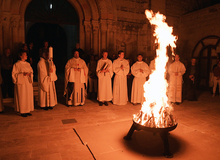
[[133, 10, 177, 128]]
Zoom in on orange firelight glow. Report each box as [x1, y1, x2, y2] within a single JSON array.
[[133, 10, 177, 128]]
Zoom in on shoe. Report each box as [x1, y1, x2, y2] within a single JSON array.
[[27, 113, 32, 116], [48, 107, 53, 109], [41, 107, 48, 110], [99, 102, 103, 106], [104, 102, 108, 106], [21, 114, 27, 117]]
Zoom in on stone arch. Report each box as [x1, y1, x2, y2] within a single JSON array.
[[86, 0, 100, 20], [192, 35, 220, 89]]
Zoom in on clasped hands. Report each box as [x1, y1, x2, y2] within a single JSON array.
[[74, 68, 81, 71], [101, 68, 109, 73], [189, 75, 194, 81], [23, 72, 31, 77]]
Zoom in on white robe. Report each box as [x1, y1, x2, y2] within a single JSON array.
[[112, 58, 129, 105], [12, 61, 34, 113], [64, 57, 88, 106], [168, 61, 186, 103], [37, 58, 57, 108], [131, 61, 150, 104], [0, 68, 3, 112], [149, 59, 155, 73], [96, 58, 113, 102]]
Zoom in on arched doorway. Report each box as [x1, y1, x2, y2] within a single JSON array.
[[192, 35, 220, 89], [26, 23, 67, 74], [25, 0, 79, 76]]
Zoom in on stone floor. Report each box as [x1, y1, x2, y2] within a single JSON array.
[[0, 89, 220, 160]]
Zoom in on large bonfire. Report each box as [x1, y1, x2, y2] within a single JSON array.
[[133, 10, 177, 128]]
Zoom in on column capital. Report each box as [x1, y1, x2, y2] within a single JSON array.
[[92, 20, 99, 32], [2, 12, 11, 26], [100, 19, 107, 31], [10, 15, 20, 28], [83, 20, 91, 32]]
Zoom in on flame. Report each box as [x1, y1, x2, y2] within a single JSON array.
[[133, 10, 177, 128]]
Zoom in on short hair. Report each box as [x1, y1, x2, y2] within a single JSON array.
[[22, 43, 27, 48], [18, 51, 27, 60], [74, 50, 79, 54], [118, 50, 124, 55], [175, 54, 180, 57], [4, 48, 10, 53], [137, 54, 143, 57], [102, 51, 108, 54]]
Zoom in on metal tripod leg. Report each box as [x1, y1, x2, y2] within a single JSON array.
[[160, 132, 173, 158], [123, 123, 136, 140]]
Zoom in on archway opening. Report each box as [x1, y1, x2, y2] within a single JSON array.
[[192, 35, 220, 89], [25, 0, 79, 76], [26, 23, 67, 74]]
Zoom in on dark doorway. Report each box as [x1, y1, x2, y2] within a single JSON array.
[[192, 35, 220, 89], [25, 0, 79, 77], [26, 23, 67, 75]]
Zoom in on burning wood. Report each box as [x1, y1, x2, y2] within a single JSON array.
[[133, 10, 177, 129], [134, 110, 177, 128]]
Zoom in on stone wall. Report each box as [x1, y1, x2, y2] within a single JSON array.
[[1, 0, 219, 64], [178, 3, 220, 60]]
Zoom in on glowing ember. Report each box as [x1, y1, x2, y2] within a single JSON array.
[[133, 10, 178, 128]]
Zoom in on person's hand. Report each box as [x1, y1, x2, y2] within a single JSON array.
[[121, 65, 124, 70], [140, 69, 143, 73], [49, 68, 53, 73], [189, 75, 193, 79], [28, 73, 32, 77], [106, 68, 109, 72], [23, 72, 27, 76], [175, 72, 178, 76]]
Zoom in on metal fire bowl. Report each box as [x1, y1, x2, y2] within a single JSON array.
[[124, 120, 178, 158], [132, 119, 178, 133]]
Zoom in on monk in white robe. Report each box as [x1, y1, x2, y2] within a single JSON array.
[[149, 59, 155, 73], [38, 52, 57, 110], [112, 51, 129, 105], [131, 54, 150, 104], [12, 51, 34, 117], [96, 51, 113, 106], [168, 54, 186, 104], [0, 66, 3, 113], [64, 51, 88, 106]]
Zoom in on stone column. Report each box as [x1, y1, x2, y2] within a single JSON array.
[[0, 13, 3, 54], [107, 20, 115, 56], [18, 17, 25, 44], [2, 12, 11, 49], [100, 19, 107, 54], [11, 15, 20, 54], [92, 20, 99, 55], [84, 21, 91, 53]]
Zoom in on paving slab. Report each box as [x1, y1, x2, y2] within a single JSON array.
[[0, 91, 219, 160]]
